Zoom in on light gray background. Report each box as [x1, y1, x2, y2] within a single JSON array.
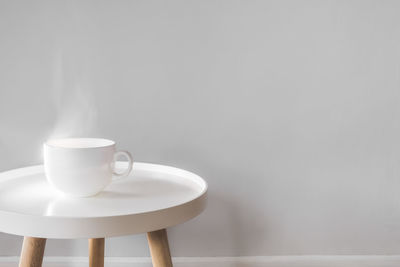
[[1, 0, 400, 257]]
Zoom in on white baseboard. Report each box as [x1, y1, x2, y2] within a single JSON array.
[[0, 255, 400, 267]]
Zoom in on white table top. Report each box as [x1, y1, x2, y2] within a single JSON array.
[[0, 162, 207, 238]]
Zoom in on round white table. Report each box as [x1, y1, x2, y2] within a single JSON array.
[[0, 162, 207, 267]]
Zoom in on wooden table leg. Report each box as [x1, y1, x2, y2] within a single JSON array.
[[89, 238, 105, 267], [19, 237, 46, 267], [147, 229, 173, 267]]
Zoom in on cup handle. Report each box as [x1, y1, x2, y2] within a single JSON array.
[[112, 150, 133, 179]]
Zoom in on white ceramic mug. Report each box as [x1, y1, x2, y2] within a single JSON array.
[[44, 138, 133, 197]]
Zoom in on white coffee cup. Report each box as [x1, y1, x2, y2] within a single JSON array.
[[44, 138, 133, 197]]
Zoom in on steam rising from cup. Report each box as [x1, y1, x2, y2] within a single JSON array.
[[48, 51, 97, 140]]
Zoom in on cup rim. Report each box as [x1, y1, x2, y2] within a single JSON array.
[[45, 138, 116, 149]]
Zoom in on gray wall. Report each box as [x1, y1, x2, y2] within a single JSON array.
[[1, 0, 400, 257]]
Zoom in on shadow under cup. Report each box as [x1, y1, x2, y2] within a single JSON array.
[[44, 138, 133, 197]]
